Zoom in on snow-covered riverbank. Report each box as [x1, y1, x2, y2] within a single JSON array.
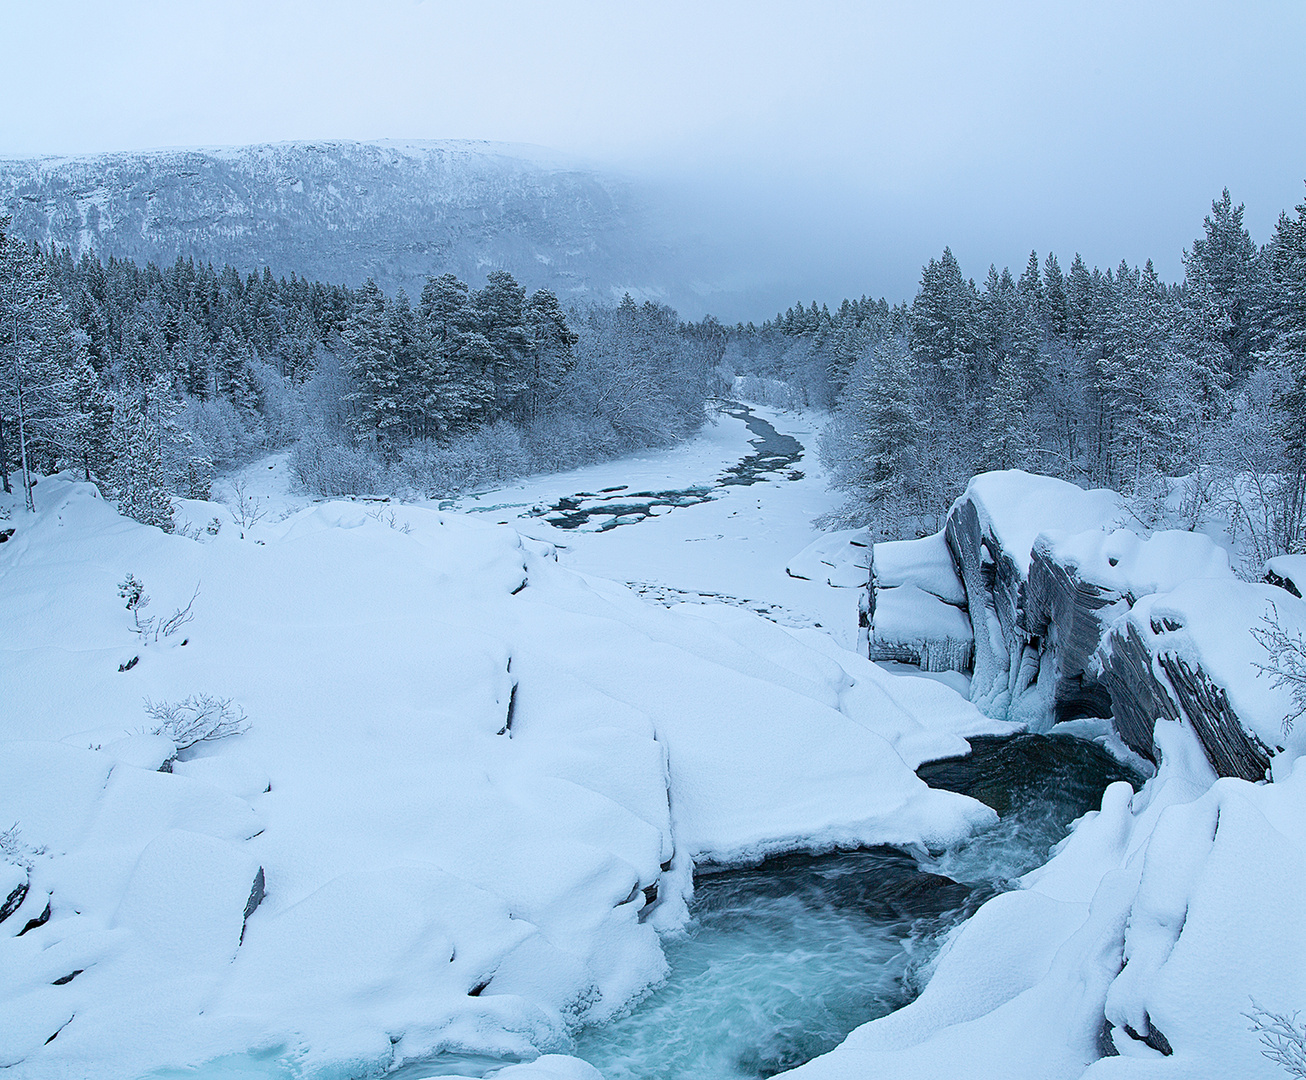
[[0, 407, 1014, 1080]]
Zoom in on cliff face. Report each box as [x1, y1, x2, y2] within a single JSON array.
[[940, 471, 1121, 725]]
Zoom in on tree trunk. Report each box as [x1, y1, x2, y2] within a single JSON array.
[[0, 410, 10, 493], [15, 357, 34, 512]]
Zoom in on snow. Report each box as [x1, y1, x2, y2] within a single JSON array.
[[0, 408, 1012, 1080], [785, 528, 871, 589], [1038, 527, 1232, 599], [452, 408, 866, 644], [9, 414, 1291, 1080], [873, 531, 966, 605], [873, 585, 973, 646], [956, 471, 1123, 576]]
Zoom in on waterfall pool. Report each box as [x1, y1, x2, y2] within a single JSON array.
[[139, 734, 1139, 1080]]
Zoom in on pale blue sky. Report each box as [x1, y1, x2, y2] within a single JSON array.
[[3, 0, 1304, 303]]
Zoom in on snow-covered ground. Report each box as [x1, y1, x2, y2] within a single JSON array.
[[0, 407, 1014, 1080]]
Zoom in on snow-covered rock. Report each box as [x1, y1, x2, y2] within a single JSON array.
[[1265, 553, 1306, 597], [1025, 529, 1233, 728], [870, 585, 974, 673], [1097, 579, 1306, 780], [786, 528, 871, 589], [873, 532, 967, 606], [867, 532, 973, 674], [943, 472, 1122, 720]]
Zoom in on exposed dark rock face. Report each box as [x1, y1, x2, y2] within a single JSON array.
[[1099, 619, 1273, 781], [239, 867, 266, 945], [1264, 556, 1306, 598], [943, 495, 1033, 716], [0, 877, 28, 923], [901, 472, 1278, 782], [1265, 569, 1303, 598], [1024, 542, 1122, 724]]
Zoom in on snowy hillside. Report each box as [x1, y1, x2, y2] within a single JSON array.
[[0, 140, 680, 305]]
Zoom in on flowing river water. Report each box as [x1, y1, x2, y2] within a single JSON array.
[[565, 734, 1140, 1080]]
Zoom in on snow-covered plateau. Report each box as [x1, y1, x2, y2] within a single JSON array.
[[3, 407, 1304, 1080]]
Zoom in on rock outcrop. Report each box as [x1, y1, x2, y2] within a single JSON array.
[[1096, 580, 1306, 781], [1265, 554, 1306, 598], [867, 532, 973, 674], [1024, 529, 1231, 727], [942, 472, 1121, 723], [871, 469, 1305, 781]]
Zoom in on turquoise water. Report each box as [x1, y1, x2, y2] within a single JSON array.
[[142, 735, 1136, 1080]]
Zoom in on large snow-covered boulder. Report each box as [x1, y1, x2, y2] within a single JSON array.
[[1025, 529, 1232, 727], [867, 532, 973, 674], [1097, 579, 1306, 780], [943, 471, 1122, 720]]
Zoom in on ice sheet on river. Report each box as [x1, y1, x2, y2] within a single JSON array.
[[0, 475, 1005, 1080]]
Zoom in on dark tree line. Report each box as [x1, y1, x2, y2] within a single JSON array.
[[0, 221, 722, 527], [727, 187, 1306, 557]]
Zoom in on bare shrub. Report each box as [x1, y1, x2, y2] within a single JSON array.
[[1252, 602, 1306, 734], [142, 694, 249, 750], [118, 575, 198, 645], [229, 476, 268, 531], [1249, 1004, 1306, 1078]]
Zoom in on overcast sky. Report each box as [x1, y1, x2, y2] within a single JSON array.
[[3, 0, 1304, 309]]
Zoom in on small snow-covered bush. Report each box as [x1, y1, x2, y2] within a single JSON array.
[[0, 823, 24, 865], [1253, 604, 1306, 734], [290, 427, 390, 497], [0, 823, 40, 868], [1249, 1005, 1306, 1078], [142, 694, 249, 750], [118, 575, 198, 644]]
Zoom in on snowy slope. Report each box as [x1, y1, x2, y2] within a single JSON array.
[[0, 455, 1002, 1080]]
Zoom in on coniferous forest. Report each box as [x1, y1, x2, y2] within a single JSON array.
[[2, 183, 1304, 561]]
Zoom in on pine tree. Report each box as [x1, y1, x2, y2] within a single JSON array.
[[0, 219, 87, 509], [105, 377, 178, 532], [215, 326, 261, 416], [846, 336, 923, 532], [1042, 253, 1068, 337], [523, 289, 577, 426], [1186, 188, 1265, 376], [473, 271, 529, 423], [342, 280, 402, 443]]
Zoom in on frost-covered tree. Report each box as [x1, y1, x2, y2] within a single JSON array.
[[1186, 188, 1266, 375], [106, 377, 179, 531], [0, 219, 87, 509]]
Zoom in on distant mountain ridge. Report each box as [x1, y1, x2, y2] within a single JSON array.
[[0, 139, 684, 306]]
